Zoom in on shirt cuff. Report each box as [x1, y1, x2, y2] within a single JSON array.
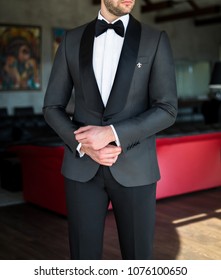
[[110, 125, 121, 147], [76, 143, 85, 157]]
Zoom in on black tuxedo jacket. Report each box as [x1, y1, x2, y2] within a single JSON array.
[[43, 15, 177, 187]]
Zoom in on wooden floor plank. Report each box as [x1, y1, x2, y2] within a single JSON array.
[[0, 186, 220, 260]]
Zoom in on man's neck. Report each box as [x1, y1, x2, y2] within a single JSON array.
[[100, 3, 128, 23], [100, 10, 119, 23], [98, 11, 130, 30]]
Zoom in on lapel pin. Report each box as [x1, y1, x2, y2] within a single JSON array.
[[137, 62, 142, 68]]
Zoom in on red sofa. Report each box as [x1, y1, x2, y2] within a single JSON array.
[[10, 132, 221, 215], [10, 145, 67, 215], [156, 132, 221, 199]]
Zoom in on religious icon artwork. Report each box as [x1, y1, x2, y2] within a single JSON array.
[[0, 24, 41, 91]]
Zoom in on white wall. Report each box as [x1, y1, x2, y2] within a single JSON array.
[[142, 14, 221, 61], [0, 0, 221, 114]]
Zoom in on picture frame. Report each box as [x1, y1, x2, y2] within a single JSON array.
[[0, 24, 41, 91], [52, 27, 67, 58]]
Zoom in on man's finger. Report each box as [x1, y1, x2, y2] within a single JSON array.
[[100, 156, 118, 166], [74, 126, 91, 134], [103, 145, 122, 154]]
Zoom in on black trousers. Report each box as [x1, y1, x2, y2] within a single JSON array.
[[65, 166, 156, 260]]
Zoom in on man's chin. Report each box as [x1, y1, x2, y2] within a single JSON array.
[[119, 4, 134, 14]]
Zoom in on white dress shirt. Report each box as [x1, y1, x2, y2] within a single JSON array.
[[77, 12, 129, 156], [93, 12, 129, 106]]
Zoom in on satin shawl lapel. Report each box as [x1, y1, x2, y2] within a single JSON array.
[[104, 15, 141, 117], [79, 16, 141, 116], [79, 19, 104, 113]]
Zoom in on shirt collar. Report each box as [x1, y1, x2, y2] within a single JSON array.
[[98, 11, 129, 32]]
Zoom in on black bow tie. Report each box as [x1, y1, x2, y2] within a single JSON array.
[[95, 19, 125, 37]]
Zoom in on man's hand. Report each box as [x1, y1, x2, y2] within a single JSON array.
[[74, 125, 116, 150], [81, 144, 122, 166]]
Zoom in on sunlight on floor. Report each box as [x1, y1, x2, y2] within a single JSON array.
[[172, 213, 207, 224], [172, 211, 221, 260]]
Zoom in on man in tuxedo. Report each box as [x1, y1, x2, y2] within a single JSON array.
[[43, 0, 177, 260]]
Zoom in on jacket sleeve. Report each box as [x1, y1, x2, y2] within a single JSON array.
[[114, 31, 178, 153], [43, 32, 78, 153]]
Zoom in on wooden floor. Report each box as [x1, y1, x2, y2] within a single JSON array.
[[0, 186, 221, 260]]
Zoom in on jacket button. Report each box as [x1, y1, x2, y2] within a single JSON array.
[[103, 117, 111, 122]]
